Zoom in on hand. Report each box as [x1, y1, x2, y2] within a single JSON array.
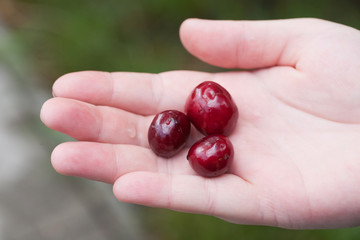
[[40, 18, 360, 229]]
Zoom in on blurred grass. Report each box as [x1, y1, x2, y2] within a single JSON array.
[[8, 0, 360, 87], [141, 208, 360, 240], [3, 0, 360, 239]]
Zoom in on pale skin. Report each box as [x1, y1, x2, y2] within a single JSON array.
[[40, 18, 360, 229]]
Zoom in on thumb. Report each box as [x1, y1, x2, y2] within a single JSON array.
[[179, 18, 329, 69]]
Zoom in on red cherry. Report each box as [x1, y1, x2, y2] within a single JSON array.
[[187, 135, 233, 177], [185, 81, 238, 136], [148, 110, 191, 158]]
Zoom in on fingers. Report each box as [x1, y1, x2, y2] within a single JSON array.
[[52, 141, 267, 226], [113, 172, 264, 225], [52, 70, 211, 115], [51, 142, 194, 183], [49, 70, 265, 123], [40, 97, 150, 146], [42, 70, 277, 145], [179, 18, 330, 69]]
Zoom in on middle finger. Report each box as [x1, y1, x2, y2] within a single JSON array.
[[41, 97, 151, 146]]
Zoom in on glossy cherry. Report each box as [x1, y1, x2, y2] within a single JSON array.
[[185, 81, 238, 136], [148, 110, 191, 158], [187, 135, 234, 177]]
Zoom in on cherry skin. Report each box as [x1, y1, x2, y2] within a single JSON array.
[[148, 110, 191, 158], [187, 135, 234, 177], [185, 81, 238, 136]]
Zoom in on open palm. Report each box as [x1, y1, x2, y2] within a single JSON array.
[[41, 18, 360, 229]]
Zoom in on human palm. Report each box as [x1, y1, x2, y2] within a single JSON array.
[[41, 18, 360, 229]]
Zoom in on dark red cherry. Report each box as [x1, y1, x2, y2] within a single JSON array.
[[187, 135, 233, 177], [185, 81, 238, 136], [148, 110, 191, 158]]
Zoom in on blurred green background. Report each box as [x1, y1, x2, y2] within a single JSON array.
[[4, 0, 360, 87], [1, 0, 359, 239]]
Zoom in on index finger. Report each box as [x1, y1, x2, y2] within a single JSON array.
[[52, 70, 211, 115]]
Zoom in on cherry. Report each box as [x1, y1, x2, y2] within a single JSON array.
[[148, 110, 191, 158], [187, 135, 233, 177], [185, 81, 238, 136]]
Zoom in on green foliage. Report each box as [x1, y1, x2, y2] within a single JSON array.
[[142, 208, 360, 240], [14, 0, 360, 86]]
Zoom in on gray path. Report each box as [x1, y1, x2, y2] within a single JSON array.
[[0, 21, 146, 240]]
